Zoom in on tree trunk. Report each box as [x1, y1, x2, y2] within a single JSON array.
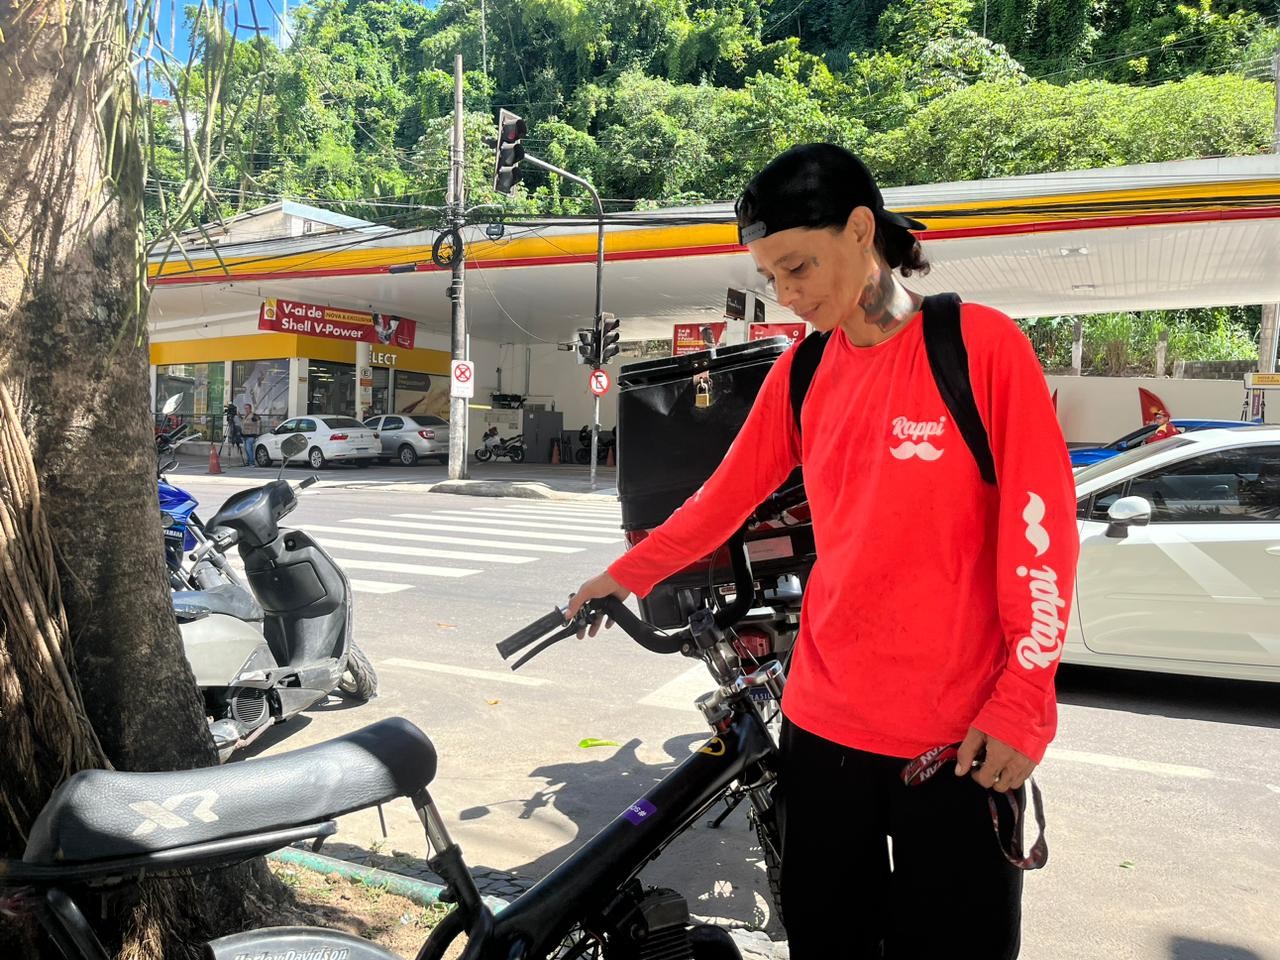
[[1, 3, 285, 956]]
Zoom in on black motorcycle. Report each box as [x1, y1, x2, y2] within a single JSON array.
[[3, 526, 781, 960]]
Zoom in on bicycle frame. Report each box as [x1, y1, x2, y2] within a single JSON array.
[[417, 698, 779, 960]]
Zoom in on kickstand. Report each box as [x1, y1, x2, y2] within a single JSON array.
[[706, 791, 745, 829], [377, 803, 388, 839]]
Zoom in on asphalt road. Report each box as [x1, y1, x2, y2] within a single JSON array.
[[174, 471, 1280, 959]]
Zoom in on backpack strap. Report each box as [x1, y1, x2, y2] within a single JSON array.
[[922, 293, 997, 486], [789, 330, 830, 436]]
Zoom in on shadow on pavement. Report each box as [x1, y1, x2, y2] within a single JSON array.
[[459, 733, 782, 935], [1169, 936, 1263, 959], [1056, 664, 1280, 729]]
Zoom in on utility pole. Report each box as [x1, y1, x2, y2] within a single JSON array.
[[522, 154, 606, 490], [1258, 51, 1280, 377], [448, 53, 469, 480]]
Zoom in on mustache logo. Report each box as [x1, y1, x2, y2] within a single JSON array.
[[889, 440, 944, 461], [1022, 492, 1050, 557]]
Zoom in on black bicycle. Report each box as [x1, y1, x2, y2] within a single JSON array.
[[1, 532, 785, 960]]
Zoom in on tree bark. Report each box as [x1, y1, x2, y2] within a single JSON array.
[[1, 3, 285, 956]]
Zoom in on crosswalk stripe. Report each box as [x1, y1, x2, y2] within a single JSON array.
[[223, 550, 482, 580], [331, 558, 480, 578], [304, 524, 584, 554], [349, 580, 413, 594], [391, 515, 621, 543], [420, 511, 621, 533], [497, 503, 621, 516], [482, 508, 623, 523], [383, 657, 548, 687], [315, 536, 537, 565], [460, 508, 621, 529]]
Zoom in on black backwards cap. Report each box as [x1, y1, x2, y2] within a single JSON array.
[[735, 143, 926, 246]]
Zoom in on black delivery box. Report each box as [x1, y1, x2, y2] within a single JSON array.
[[616, 336, 792, 531], [616, 337, 814, 628]]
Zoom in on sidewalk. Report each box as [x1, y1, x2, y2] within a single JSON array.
[[167, 454, 618, 501]]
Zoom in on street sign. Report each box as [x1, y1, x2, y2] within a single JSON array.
[[451, 359, 475, 399], [589, 369, 611, 396], [1245, 371, 1280, 389]]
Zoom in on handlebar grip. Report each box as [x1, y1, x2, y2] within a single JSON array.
[[589, 597, 686, 655], [497, 607, 569, 660]]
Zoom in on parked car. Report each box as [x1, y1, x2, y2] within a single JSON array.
[[1067, 426, 1280, 683], [253, 415, 380, 469], [1070, 418, 1249, 468], [363, 414, 449, 465]]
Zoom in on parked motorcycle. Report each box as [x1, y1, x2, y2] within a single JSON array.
[[161, 431, 378, 760], [474, 429, 525, 462], [574, 424, 615, 464]]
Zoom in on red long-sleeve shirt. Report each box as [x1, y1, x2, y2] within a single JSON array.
[[610, 303, 1078, 763]]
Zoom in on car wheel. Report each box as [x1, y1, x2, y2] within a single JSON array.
[[308, 447, 326, 470], [398, 445, 418, 466], [254, 446, 272, 467]]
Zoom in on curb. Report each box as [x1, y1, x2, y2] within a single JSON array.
[[267, 849, 787, 956], [268, 847, 510, 914], [427, 479, 618, 502]]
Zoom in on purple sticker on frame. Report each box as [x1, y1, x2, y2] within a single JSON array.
[[623, 799, 657, 825]]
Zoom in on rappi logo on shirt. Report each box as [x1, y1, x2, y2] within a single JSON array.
[[887, 415, 947, 462], [1015, 492, 1067, 671]]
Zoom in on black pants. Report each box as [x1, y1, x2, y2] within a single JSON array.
[[777, 718, 1024, 959]]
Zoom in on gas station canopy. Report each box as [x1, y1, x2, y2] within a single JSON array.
[[148, 154, 1280, 345]]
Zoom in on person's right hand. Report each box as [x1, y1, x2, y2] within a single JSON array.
[[565, 570, 632, 638]]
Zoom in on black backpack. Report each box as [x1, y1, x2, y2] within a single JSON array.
[[788, 293, 996, 485]]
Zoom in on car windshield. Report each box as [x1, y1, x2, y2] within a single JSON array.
[[1074, 435, 1196, 485], [410, 416, 447, 427], [324, 417, 367, 429]]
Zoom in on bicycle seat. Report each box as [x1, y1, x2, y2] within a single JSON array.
[[24, 718, 436, 865], [172, 583, 264, 623]]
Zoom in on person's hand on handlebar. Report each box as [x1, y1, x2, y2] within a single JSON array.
[[566, 571, 632, 638]]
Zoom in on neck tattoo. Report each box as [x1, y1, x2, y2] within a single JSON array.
[[857, 263, 920, 335]]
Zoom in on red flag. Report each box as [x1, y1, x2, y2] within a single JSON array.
[[1138, 387, 1171, 425], [1051, 389, 1058, 411]]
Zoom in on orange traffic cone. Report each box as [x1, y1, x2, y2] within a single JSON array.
[[606, 444, 615, 468], [551, 439, 561, 465], [207, 443, 223, 475]]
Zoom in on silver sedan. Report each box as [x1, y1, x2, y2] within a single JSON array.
[[364, 414, 450, 466]]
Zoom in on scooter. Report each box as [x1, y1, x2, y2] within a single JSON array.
[[165, 432, 378, 760], [474, 431, 526, 463]]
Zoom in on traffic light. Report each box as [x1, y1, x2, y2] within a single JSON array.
[[575, 328, 597, 365], [598, 313, 621, 365], [494, 109, 527, 195]]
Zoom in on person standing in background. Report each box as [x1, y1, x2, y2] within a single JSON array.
[[241, 403, 261, 465]]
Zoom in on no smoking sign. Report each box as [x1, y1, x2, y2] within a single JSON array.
[[451, 359, 475, 399], [588, 369, 611, 397]]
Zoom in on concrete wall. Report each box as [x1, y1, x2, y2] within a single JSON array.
[[1048, 374, 1260, 444]]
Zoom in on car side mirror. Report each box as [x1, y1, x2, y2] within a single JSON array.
[[1106, 496, 1152, 539]]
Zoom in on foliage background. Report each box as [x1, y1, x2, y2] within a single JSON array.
[[149, 0, 1279, 369]]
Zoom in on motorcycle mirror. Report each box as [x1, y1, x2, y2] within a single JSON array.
[[278, 433, 308, 479], [161, 393, 182, 415]]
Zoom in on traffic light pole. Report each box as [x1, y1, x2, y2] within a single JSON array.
[[523, 153, 606, 490], [448, 53, 469, 480]]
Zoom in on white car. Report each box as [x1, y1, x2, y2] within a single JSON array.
[[1067, 426, 1280, 683], [254, 415, 380, 469]]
